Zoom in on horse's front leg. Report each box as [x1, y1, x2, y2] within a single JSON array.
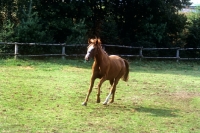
[[82, 77, 95, 106], [97, 77, 106, 103]]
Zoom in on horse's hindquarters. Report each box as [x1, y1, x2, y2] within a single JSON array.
[[107, 55, 127, 80]]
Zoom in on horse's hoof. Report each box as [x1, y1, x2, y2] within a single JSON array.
[[97, 99, 100, 103], [109, 100, 114, 103], [82, 102, 87, 106], [103, 101, 107, 105]]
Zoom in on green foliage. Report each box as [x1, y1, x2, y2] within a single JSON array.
[[0, 19, 14, 42], [0, 0, 18, 21], [186, 7, 200, 48], [12, 0, 54, 54], [164, 13, 188, 47], [183, 6, 200, 58], [1, 0, 199, 57], [66, 19, 87, 44], [135, 15, 167, 47], [15, 15, 52, 43], [0, 19, 15, 53], [99, 16, 119, 44], [36, 0, 91, 43], [14, 0, 52, 43]]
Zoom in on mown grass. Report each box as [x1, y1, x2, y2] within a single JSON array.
[[0, 58, 200, 133]]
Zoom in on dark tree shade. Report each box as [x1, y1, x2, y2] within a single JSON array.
[[0, 0, 192, 48]]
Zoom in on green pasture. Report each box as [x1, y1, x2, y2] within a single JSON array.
[[0, 58, 200, 133]]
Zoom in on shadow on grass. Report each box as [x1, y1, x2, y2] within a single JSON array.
[[135, 106, 179, 117], [87, 102, 179, 118], [98, 102, 179, 118]]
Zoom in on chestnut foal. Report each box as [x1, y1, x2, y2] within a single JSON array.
[[82, 38, 129, 106]]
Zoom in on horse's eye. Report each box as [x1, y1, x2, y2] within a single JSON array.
[[88, 45, 94, 53]]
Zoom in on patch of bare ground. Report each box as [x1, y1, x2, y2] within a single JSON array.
[[151, 91, 200, 101], [20, 66, 34, 70], [172, 91, 200, 100], [160, 91, 200, 111]]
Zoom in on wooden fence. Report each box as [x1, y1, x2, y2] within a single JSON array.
[[0, 42, 200, 62]]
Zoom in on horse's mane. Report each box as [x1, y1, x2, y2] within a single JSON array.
[[102, 46, 108, 55]]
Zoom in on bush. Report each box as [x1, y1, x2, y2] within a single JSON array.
[[0, 19, 15, 53], [185, 6, 200, 58]]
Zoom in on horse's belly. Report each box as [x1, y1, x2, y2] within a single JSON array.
[[106, 56, 125, 79]]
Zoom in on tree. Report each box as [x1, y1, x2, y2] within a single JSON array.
[[186, 7, 200, 48], [0, 19, 14, 42], [99, 16, 119, 44], [0, 0, 194, 55], [184, 7, 200, 58], [36, 0, 91, 43], [0, 19, 15, 53]]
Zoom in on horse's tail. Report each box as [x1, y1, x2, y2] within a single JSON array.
[[121, 59, 129, 82]]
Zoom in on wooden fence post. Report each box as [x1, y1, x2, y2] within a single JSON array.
[[176, 48, 180, 62], [14, 43, 18, 55], [14, 42, 18, 59], [62, 44, 65, 59], [139, 47, 143, 60]]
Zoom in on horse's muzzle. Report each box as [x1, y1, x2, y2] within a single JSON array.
[[85, 54, 90, 61]]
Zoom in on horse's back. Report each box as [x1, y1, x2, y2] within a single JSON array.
[[109, 55, 124, 64]]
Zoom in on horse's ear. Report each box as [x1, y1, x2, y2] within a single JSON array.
[[97, 38, 101, 45], [88, 38, 95, 44], [88, 37, 101, 45]]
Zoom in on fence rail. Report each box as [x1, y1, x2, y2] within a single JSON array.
[[0, 42, 200, 61]]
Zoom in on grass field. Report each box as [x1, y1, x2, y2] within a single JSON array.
[[0, 58, 200, 133]]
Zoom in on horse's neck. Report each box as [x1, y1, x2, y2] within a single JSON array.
[[94, 48, 110, 67]]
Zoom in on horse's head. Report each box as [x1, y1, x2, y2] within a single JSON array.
[[85, 38, 101, 61]]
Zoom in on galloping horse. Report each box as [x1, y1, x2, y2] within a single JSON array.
[[82, 38, 129, 106]]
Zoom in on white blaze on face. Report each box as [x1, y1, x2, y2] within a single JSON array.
[[85, 45, 95, 61]]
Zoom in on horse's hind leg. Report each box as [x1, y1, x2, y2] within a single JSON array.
[[103, 78, 119, 105], [106, 79, 114, 90], [109, 85, 116, 103], [109, 78, 120, 103], [108, 79, 115, 103], [109, 79, 114, 86]]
